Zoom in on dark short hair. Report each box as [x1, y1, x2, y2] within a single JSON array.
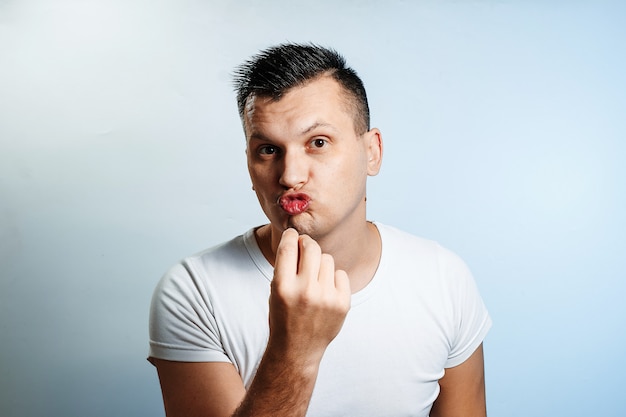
[[233, 43, 370, 134]]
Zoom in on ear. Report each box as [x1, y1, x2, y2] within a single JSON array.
[[365, 128, 383, 176]]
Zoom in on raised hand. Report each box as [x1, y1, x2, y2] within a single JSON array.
[[268, 228, 351, 361]]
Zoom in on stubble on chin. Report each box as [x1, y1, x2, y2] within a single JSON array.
[[287, 218, 324, 241], [280, 214, 312, 236], [285, 218, 306, 235]]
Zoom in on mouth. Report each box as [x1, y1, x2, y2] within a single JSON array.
[[278, 193, 311, 216]]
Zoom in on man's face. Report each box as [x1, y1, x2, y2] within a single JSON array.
[[244, 76, 381, 241]]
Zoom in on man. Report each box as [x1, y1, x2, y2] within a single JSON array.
[[149, 43, 491, 417]]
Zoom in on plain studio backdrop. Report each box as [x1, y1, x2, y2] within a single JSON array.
[[0, 1, 624, 416]]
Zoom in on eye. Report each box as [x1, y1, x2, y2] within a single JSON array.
[[258, 145, 281, 156], [310, 138, 327, 148]]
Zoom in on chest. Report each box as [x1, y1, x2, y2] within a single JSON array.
[[306, 292, 451, 417], [220, 282, 452, 417]]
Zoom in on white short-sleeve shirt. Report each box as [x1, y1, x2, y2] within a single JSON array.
[[149, 223, 492, 416]]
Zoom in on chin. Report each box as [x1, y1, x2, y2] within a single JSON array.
[[285, 216, 318, 237]]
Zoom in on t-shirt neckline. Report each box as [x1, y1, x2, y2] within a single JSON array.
[[242, 223, 387, 306]]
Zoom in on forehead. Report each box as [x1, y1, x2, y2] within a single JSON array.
[[243, 76, 355, 136]]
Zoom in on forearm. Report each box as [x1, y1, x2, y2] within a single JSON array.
[[232, 347, 322, 417]]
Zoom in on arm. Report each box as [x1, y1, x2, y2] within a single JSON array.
[[154, 360, 245, 417], [430, 343, 487, 417], [154, 351, 320, 417], [154, 229, 351, 417]]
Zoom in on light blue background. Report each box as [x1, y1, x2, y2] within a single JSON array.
[[1, 1, 624, 416]]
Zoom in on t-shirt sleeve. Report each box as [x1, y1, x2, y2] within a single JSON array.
[[148, 262, 231, 364], [439, 247, 492, 368]]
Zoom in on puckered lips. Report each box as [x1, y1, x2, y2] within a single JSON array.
[[278, 193, 311, 215]]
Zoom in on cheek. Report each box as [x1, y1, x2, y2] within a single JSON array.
[[334, 152, 368, 179], [248, 165, 276, 191], [319, 161, 365, 195]]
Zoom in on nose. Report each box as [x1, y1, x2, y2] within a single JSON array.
[[279, 150, 308, 189]]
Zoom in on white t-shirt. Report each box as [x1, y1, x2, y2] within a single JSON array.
[[149, 223, 492, 416]]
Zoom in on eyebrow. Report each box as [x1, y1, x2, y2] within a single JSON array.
[[248, 121, 339, 143], [301, 121, 338, 135], [248, 132, 272, 142]]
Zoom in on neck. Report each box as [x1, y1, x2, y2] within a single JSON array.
[[255, 220, 381, 294]]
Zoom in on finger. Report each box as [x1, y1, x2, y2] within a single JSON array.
[[273, 228, 299, 283], [317, 253, 336, 286], [297, 235, 322, 281], [334, 269, 352, 301]]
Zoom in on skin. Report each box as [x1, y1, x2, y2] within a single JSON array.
[[245, 75, 383, 291], [153, 75, 487, 417]]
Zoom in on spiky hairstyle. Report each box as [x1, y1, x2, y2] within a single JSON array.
[[233, 43, 370, 134]]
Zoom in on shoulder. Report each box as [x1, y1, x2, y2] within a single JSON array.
[[376, 222, 438, 250], [375, 222, 468, 271], [374, 222, 477, 305], [157, 233, 244, 284], [153, 228, 271, 302], [374, 223, 491, 363]]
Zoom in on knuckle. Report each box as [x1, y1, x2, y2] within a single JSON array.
[[299, 234, 318, 247], [320, 253, 334, 266]]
